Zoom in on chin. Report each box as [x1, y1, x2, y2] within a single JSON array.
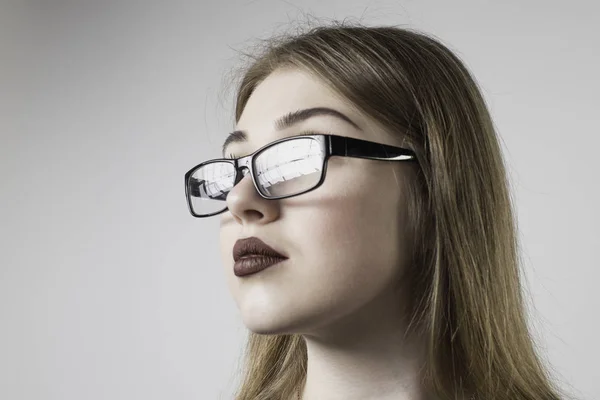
[[239, 307, 307, 335], [242, 318, 295, 335]]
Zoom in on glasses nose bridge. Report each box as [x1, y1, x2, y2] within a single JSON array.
[[234, 154, 253, 183]]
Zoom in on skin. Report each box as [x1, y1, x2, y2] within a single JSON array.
[[219, 68, 427, 400]]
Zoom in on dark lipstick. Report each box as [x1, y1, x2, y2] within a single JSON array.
[[233, 255, 287, 277], [233, 237, 287, 277]]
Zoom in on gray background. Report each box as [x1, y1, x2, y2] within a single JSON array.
[[1, 1, 598, 399]]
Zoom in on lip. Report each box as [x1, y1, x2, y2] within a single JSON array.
[[233, 255, 287, 277], [232, 236, 288, 277], [233, 236, 287, 261]]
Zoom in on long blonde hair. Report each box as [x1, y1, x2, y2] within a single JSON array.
[[225, 20, 568, 400]]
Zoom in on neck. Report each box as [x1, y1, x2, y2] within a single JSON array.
[[295, 285, 428, 400]]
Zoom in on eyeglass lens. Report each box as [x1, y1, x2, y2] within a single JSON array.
[[188, 137, 324, 216]]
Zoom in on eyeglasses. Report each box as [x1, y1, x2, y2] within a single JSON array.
[[184, 133, 417, 218]]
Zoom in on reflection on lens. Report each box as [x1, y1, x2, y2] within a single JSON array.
[[254, 137, 323, 197], [188, 161, 235, 216]]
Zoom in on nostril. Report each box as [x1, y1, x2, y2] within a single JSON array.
[[243, 209, 264, 220]]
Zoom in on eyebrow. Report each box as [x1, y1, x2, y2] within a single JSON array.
[[221, 107, 361, 156]]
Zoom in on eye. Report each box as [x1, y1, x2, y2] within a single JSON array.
[[222, 131, 331, 161]]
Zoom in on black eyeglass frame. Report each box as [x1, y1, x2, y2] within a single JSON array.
[[184, 133, 417, 218]]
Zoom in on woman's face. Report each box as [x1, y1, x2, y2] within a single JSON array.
[[219, 68, 414, 335]]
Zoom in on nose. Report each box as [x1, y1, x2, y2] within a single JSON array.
[[225, 167, 280, 225]]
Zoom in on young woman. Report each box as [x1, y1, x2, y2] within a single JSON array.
[[184, 23, 567, 400]]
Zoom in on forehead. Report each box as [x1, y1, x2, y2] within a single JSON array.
[[231, 69, 363, 151], [239, 68, 353, 122], [228, 67, 404, 158]]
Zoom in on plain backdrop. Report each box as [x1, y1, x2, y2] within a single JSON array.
[[1, 1, 598, 399]]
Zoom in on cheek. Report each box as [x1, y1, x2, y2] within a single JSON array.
[[293, 168, 405, 304]]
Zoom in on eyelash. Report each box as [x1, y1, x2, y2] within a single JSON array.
[[225, 130, 332, 160]]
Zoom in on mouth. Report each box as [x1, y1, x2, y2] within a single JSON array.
[[233, 255, 287, 277], [232, 236, 288, 277]]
